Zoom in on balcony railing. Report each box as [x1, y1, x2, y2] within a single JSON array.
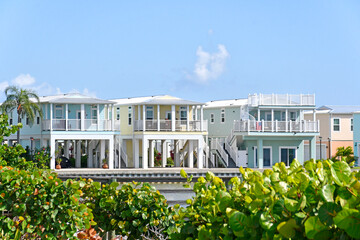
[[233, 120, 319, 133], [42, 119, 120, 131], [134, 119, 208, 132], [248, 94, 315, 106]]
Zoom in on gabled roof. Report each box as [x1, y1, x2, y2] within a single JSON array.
[[204, 98, 248, 108], [316, 105, 360, 114], [35, 93, 114, 104], [111, 95, 203, 106]]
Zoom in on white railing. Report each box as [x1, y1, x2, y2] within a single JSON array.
[[248, 94, 315, 106], [224, 140, 237, 162], [133, 120, 208, 132], [210, 138, 228, 166], [120, 147, 128, 167], [233, 120, 319, 133], [42, 119, 119, 131]]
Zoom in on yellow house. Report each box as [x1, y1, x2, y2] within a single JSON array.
[[111, 95, 208, 169]]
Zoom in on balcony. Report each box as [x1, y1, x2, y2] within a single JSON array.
[[248, 94, 315, 107], [42, 119, 120, 131], [233, 120, 319, 133], [134, 120, 208, 132]]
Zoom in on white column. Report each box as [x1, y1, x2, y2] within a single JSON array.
[[97, 104, 100, 130], [81, 104, 85, 131], [142, 137, 148, 169], [257, 139, 263, 169], [157, 105, 160, 131], [50, 103, 53, 131], [313, 110, 316, 122], [64, 140, 69, 158], [174, 140, 180, 167], [50, 137, 56, 169], [118, 138, 121, 169], [162, 140, 167, 167], [109, 137, 114, 169], [149, 140, 155, 167], [133, 139, 139, 168], [310, 136, 316, 160], [189, 140, 194, 168], [76, 140, 81, 168], [200, 105, 204, 131], [197, 138, 204, 169], [87, 141, 93, 168], [285, 109, 289, 132], [186, 105, 190, 131], [65, 104, 68, 131], [171, 105, 175, 131], [142, 105, 146, 131], [271, 109, 274, 132], [100, 140, 105, 166], [195, 106, 198, 120], [138, 105, 141, 120], [257, 108, 260, 121]]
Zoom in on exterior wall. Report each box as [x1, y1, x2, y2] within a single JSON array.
[[331, 141, 353, 157], [305, 112, 330, 141], [354, 113, 360, 158], [204, 106, 240, 138], [245, 139, 304, 168], [330, 114, 353, 141], [120, 106, 133, 135]]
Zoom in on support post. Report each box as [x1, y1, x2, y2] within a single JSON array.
[[50, 138, 56, 169], [187, 105, 190, 131], [162, 140, 167, 167], [157, 105, 160, 131], [100, 140, 105, 166], [133, 139, 139, 168], [50, 103, 53, 131], [257, 139, 263, 169], [81, 104, 85, 131], [109, 137, 114, 169], [142, 105, 146, 131], [142, 138, 148, 169], [189, 140, 194, 168], [310, 136, 316, 160], [200, 105, 204, 131], [171, 105, 175, 131], [149, 140, 155, 167], [76, 140, 81, 168], [65, 104, 68, 131], [197, 138, 204, 169]]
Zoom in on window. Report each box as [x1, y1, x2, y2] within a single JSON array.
[[9, 119, 13, 125], [180, 106, 187, 121], [289, 111, 297, 121], [55, 105, 63, 119], [333, 118, 340, 131], [280, 147, 296, 166], [116, 107, 120, 120], [210, 113, 214, 124], [128, 107, 132, 125], [146, 106, 154, 120], [221, 109, 225, 123], [37, 117, 40, 125], [91, 105, 97, 124], [26, 118, 29, 125], [281, 111, 286, 121], [351, 118, 353, 131], [264, 112, 271, 121], [166, 111, 172, 120], [254, 147, 272, 167]]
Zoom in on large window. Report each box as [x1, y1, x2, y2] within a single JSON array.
[[55, 105, 63, 119], [180, 106, 187, 121], [221, 109, 225, 123], [280, 147, 296, 166], [91, 105, 97, 124], [254, 147, 272, 167], [128, 107, 132, 125], [333, 118, 340, 131], [146, 106, 154, 120], [210, 113, 214, 124], [351, 118, 353, 131]]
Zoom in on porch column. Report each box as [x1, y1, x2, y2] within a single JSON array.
[[157, 105, 160, 131], [149, 140, 155, 167], [195, 106, 198, 120], [171, 105, 175, 131], [109, 138, 114, 169], [174, 140, 180, 167], [257, 109, 260, 121], [50, 137, 56, 170], [313, 110, 316, 121], [87, 141, 93, 168], [257, 139, 264, 169], [310, 136, 316, 160], [111, 105, 115, 131], [50, 103, 53, 131], [138, 105, 141, 121], [64, 140, 69, 158], [133, 138, 139, 168], [200, 105, 204, 131], [186, 105, 190, 131], [189, 140, 194, 168], [142, 105, 146, 131], [97, 104, 100, 130], [81, 104, 85, 131], [142, 137, 148, 169], [162, 140, 167, 167], [65, 104, 68, 131], [100, 140, 105, 166], [197, 138, 204, 169], [285, 109, 289, 132], [76, 140, 81, 168], [271, 109, 274, 132]]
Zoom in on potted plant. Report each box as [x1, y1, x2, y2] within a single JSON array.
[[166, 157, 174, 167], [102, 158, 108, 169], [55, 150, 62, 169]]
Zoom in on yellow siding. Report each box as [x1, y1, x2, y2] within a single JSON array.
[[126, 139, 134, 167], [120, 106, 133, 134]]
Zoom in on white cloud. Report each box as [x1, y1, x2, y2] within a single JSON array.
[[192, 44, 229, 83], [12, 74, 35, 87], [0, 81, 9, 92]]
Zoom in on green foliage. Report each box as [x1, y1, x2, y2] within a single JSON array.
[[333, 146, 355, 166], [174, 159, 360, 239], [82, 180, 176, 239]]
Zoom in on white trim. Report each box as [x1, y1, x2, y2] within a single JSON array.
[[279, 146, 297, 166], [253, 146, 272, 167]]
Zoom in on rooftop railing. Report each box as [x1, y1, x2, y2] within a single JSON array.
[[133, 119, 208, 132], [248, 94, 315, 107], [233, 120, 319, 133], [42, 119, 120, 131]]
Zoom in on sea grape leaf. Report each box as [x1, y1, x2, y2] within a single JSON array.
[[277, 218, 297, 239], [318, 202, 342, 226], [229, 211, 247, 232], [321, 184, 335, 202], [305, 216, 328, 239]]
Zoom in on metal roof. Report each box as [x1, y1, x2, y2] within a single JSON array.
[[111, 95, 203, 106], [204, 98, 248, 108], [316, 105, 360, 114], [35, 93, 114, 104]]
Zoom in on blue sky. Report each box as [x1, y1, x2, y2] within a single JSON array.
[[0, 1, 360, 106]]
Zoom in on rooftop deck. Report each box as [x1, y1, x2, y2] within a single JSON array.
[[248, 94, 315, 107]]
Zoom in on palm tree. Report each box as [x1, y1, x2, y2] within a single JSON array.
[[2, 86, 43, 144]]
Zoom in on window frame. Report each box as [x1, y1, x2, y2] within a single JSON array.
[[210, 113, 215, 124], [54, 104, 63, 119], [116, 107, 120, 121], [146, 106, 154, 120], [180, 106, 187, 121], [351, 118, 353, 131], [90, 105, 97, 124], [220, 108, 225, 123], [253, 146, 272, 167], [333, 118, 340, 131], [279, 147, 297, 166], [128, 106, 132, 125]]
